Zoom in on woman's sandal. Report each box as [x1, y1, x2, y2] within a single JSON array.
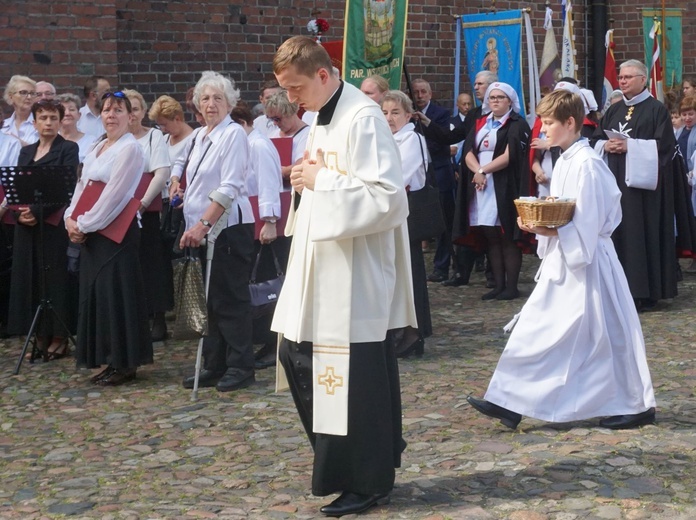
[[46, 339, 69, 361]]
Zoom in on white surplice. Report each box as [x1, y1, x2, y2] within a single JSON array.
[[485, 140, 656, 422]]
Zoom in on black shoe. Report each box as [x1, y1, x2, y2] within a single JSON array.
[[475, 258, 486, 272], [482, 288, 503, 300], [496, 288, 520, 300], [182, 369, 224, 389], [599, 408, 656, 429], [320, 491, 390, 517], [467, 396, 522, 429], [90, 365, 115, 384], [485, 279, 496, 288], [216, 368, 255, 392], [396, 336, 424, 359], [97, 368, 136, 386], [254, 352, 277, 369], [427, 271, 448, 283], [441, 275, 468, 287]]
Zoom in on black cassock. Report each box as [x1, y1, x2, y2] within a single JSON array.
[[592, 93, 677, 302]]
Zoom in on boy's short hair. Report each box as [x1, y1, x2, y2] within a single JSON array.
[[535, 90, 584, 133], [680, 95, 696, 113]]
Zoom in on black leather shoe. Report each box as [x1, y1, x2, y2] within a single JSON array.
[[467, 396, 522, 429], [427, 271, 448, 283], [216, 368, 255, 392], [496, 288, 520, 300], [97, 368, 136, 386], [90, 365, 115, 384], [441, 275, 468, 287], [320, 491, 390, 517], [599, 408, 656, 429], [182, 369, 224, 389], [254, 352, 277, 369]]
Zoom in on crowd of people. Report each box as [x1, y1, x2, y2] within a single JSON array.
[[0, 43, 693, 517]]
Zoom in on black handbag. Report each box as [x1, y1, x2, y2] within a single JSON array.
[[249, 244, 285, 319], [407, 134, 446, 242]]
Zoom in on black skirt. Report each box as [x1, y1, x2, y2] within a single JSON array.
[[76, 221, 152, 370], [138, 211, 174, 314], [409, 239, 432, 338]]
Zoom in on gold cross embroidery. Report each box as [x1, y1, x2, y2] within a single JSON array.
[[625, 106, 634, 121], [317, 366, 344, 395]]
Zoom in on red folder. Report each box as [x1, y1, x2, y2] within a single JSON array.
[[248, 191, 292, 240], [0, 184, 65, 226], [270, 137, 293, 167], [134, 172, 163, 212], [70, 180, 140, 244]]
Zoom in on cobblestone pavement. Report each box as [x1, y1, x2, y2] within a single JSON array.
[[1, 255, 696, 520]]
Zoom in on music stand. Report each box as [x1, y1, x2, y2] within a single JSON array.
[[0, 165, 77, 374]]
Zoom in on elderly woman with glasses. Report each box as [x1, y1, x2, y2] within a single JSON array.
[[460, 82, 530, 301], [7, 99, 79, 359], [264, 91, 309, 186], [173, 71, 256, 393], [2, 75, 39, 145], [65, 91, 151, 386]]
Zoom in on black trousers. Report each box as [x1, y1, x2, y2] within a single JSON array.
[[200, 223, 255, 372], [279, 335, 402, 496]]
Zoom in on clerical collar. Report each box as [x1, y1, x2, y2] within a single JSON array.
[[316, 81, 344, 126], [623, 89, 651, 106]]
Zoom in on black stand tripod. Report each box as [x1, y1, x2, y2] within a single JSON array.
[[0, 165, 77, 374]]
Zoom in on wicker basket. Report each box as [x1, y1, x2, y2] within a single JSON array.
[[514, 197, 576, 227]]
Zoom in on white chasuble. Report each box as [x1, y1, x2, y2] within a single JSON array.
[[271, 83, 417, 435]]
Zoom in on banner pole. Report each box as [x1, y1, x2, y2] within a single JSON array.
[[454, 15, 462, 115]]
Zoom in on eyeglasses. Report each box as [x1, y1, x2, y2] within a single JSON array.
[[617, 74, 645, 81], [101, 90, 127, 100], [488, 95, 509, 102], [36, 91, 56, 98], [15, 90, 37, 98], [268, 116, 283, 123]]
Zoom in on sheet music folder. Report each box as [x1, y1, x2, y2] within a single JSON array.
[[70, 180, 139, 244]]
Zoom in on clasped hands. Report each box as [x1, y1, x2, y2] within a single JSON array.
[[291, 149, 325, 194], [472, 171, 487, 191], [604, 138, 627, 154]]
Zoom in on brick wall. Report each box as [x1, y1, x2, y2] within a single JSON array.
[[1, 1, 694, 119]]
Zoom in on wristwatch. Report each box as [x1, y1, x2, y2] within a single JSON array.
[[199, 219, 212, 228], [477, 168, 485, 175]]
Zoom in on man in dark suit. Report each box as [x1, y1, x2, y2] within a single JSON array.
[[412, 78, 456, 282], [449, 93, 473, 171]]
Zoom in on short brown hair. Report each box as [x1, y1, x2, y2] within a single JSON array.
[[149, 95, 185, 121], [230, 101, 254, 127], [273, 36, 333, 77], [31, 99, 65, 120], [680, 95, 696, 113], [535, 90, 584, 133]]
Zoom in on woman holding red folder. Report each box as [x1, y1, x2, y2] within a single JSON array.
[[65, 91, 153, 386]]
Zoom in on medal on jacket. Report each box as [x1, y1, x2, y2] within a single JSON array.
[[625, 106, 634, 121]]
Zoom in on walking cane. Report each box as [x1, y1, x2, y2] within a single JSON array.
[[191, 209, 229, 401]]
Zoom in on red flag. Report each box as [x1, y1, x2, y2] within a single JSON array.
[[601, 29, 618, 112], [649, 21, 664, 102]]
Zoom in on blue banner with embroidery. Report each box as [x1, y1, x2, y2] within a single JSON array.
[[461, 10, 525, 116]]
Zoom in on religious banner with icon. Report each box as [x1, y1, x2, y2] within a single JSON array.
[[342, 0, 409, 90], [642, 9, 682, 90], [460, 10, 525, 116]]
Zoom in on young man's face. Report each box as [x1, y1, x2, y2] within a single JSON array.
[[681, 109, 696, 130], [540, 115, 577, 150], [672, 111, 684, 129], [275, 65, 329, 112]]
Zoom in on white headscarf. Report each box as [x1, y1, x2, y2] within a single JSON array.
[[554, 81, 590, 115], [580, 88, 598, 111], [482, 82, 521, 113]]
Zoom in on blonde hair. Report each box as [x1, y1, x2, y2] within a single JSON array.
[[535, 90, 584, 132], [273, 36, 334, 77], [264, 91, 298, 117], [123, 88, 148, 112], [149, 95, 185, 121], [362, 75, 389, 94], [381, 90, 414, 114], [3, 75, 36, 104]]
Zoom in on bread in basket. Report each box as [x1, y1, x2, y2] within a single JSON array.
[[514, 196, 576, 227]]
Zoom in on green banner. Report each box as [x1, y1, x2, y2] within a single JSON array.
[[343, 0, 409, 90], [642, 9, 682, 90]]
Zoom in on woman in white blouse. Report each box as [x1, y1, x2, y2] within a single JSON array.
[[124, 89, 173, 341], [57, 93, 98, 162], [65, 91, 152, 386], [2, 75, 39, 145], [381, 90, 432, 358], [148, 95, 194, 166], [172, 71, 256, 393], [263, 92, 309, 189]]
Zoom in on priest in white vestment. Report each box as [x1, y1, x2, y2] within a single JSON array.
[[468, 90, 656, 431], [271, 36, 416, 518]]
